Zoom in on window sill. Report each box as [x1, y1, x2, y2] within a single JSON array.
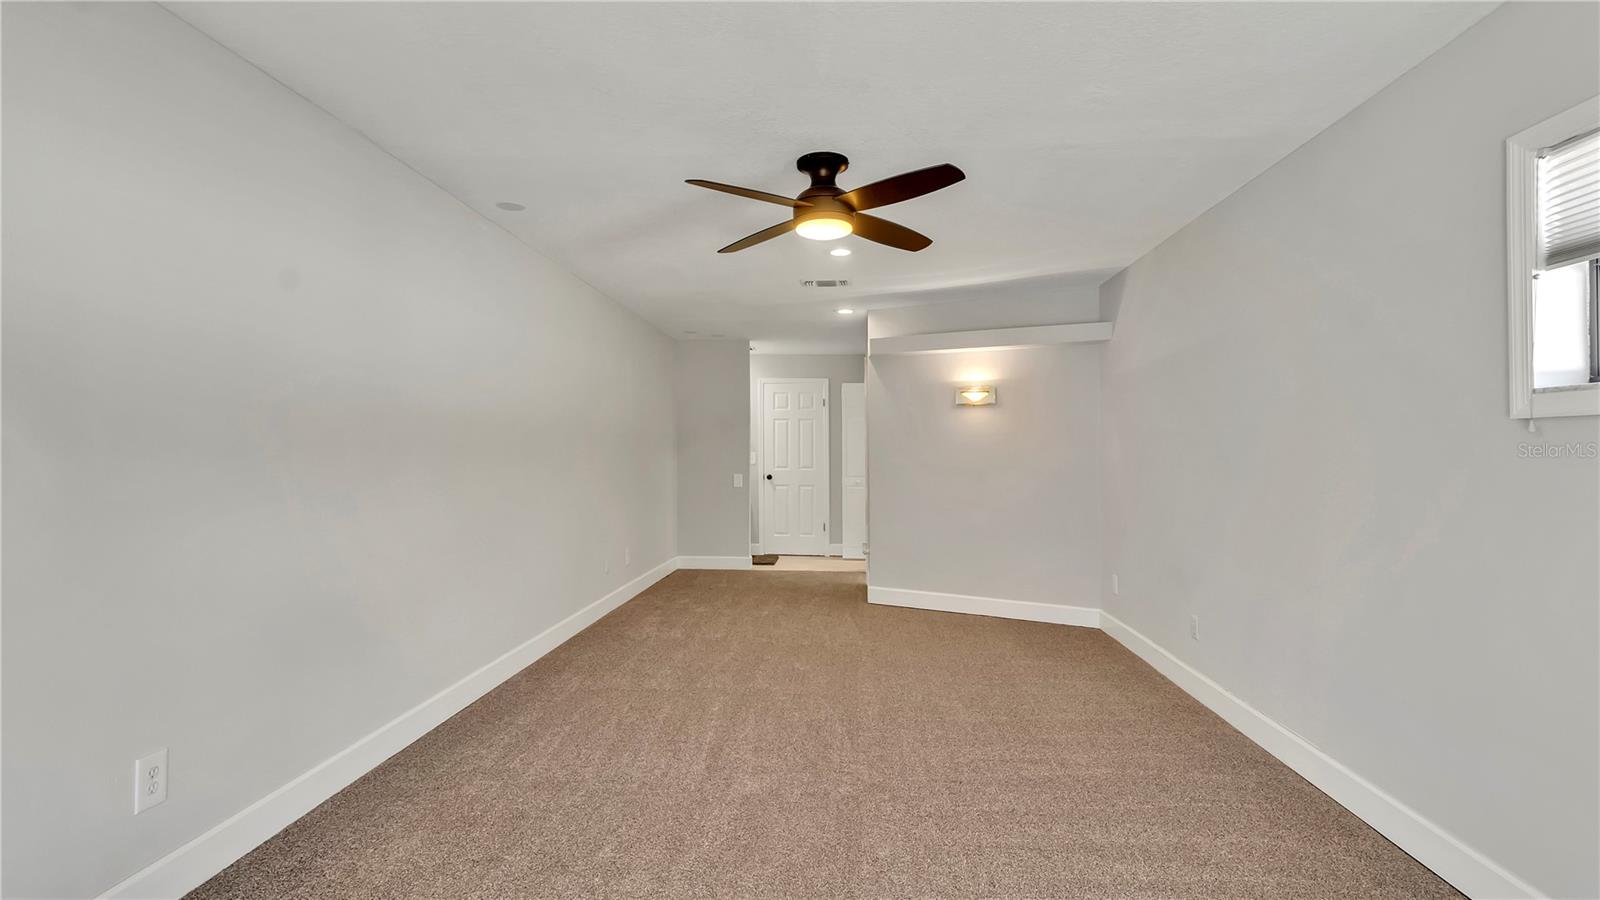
[[1530, 382, 1600, 418]]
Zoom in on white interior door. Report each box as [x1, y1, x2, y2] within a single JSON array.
[[761, 379, 828, 556], [841, 383, 867, 560]]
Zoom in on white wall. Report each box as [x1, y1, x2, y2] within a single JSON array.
[[748, 354, 865, 546], [676, 341, 751, 558], [866, 290, 1103, 607], [867, 276, 1103, 340], [1098, 3, 1599, 897], [0, 5, 676, 898]]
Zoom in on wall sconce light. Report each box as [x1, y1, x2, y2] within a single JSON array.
[[955, 385, 996, 406]]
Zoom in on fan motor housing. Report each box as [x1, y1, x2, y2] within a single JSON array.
[[794, 152, 854, 229], [796, 151, 849, 185]]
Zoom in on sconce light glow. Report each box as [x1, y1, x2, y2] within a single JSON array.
[[955, 385, 996, 406], [795, 213, 853, 241], [836, 308, 855, 315], [830, 247, 852, 257]]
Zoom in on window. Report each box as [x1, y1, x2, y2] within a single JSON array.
[[1507, 99, 1600, 418], [1532, 257, 1597, 388]]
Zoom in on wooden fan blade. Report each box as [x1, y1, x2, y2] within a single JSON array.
[[853, 213, 932, 252], [718, 220, 796, 253], [687, 179, 810, 208], [838, 163, 965, 211]]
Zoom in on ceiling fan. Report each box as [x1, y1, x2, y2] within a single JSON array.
[[687, 152, 965, 253]]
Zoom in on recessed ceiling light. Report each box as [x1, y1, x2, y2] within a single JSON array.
[[495, 201, 526, 212], [836, 308, 855, 315], [830, 247, 852, 257]]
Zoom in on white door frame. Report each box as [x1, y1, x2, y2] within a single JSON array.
[[756, 377, 830, 556], [840, 382, 867, 560]]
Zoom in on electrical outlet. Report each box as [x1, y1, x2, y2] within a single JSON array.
[[733, 473, 744, 488], [1111, 573, 1119, 596], [1190, 615, 1201, 641], [624, 546, 631, 567], [134, 748, 168, 814]]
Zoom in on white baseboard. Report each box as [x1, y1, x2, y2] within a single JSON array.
[[99, 558, 679, 900], [1098, 612, 1544, 900], [866, 584, 1100, 628], [827, 542, 843, 558], [675, 555, 753, 570]]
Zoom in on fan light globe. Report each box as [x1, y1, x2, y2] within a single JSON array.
[[796, 214, 853, 241]]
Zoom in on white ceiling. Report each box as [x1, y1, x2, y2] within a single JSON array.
[[170, 2, 1490, 353]]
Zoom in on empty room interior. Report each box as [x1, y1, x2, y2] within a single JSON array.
[[4, 2, 1599, 899]]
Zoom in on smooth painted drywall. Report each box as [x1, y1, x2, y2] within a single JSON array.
[[166, 2, 1494, 355], [748, 354, 865, 547], [1, 5, 676, 898], [1098, 4, 1599, 896], [866, 342, 1103, 608], [867, 279, 1103, 341], [865, 290, 1104, 606], [677, 341, 751, 557]]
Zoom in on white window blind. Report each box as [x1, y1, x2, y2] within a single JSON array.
[[1538, 128, 1600, 269]]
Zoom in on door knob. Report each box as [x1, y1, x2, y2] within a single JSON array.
[[765, 474, 773, 480]]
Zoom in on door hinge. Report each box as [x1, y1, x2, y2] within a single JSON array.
[[822, 398, 826, 406], [823, 523, 827, 531]]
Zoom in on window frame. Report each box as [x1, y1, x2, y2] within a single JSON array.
[[1506, 97, 1600, 419]]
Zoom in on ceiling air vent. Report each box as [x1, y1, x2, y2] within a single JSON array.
[[802, 279, 850, 288]]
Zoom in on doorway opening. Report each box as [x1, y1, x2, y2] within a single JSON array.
[[755, 378, 830, 556], [747, 359, 867, 566]]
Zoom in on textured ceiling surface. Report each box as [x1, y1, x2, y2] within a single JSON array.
[[171, 2, 1491, 353]]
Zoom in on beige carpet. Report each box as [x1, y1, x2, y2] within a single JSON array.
[[187, 571, 1459, 899]]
